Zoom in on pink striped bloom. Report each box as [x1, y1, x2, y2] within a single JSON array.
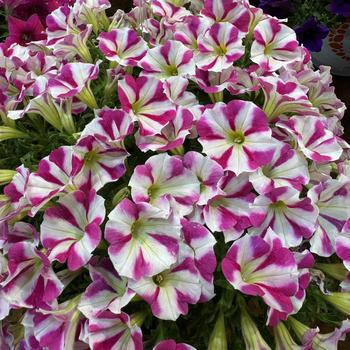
[[181, 219, 217, 302], [1, 242, 63, 309], [151, 0, 191, 25], [48, 62, 99, 100], [258, 75, 317, 121], [222, 229, 299, 313], [203, 172, 265, 242], [251, 186, 318, 248], [41, 190, 105, 271], [183, 151, 224, 206], [105, 198, 181, 280], [140, 40, 195, 80], [26, 146, 83, 215], [249, 142, 309, 194], [118, 75, 176, 136], [1, 165, 30, 223], [196, 22, 244, 72], [135, 107, 193, 152], [308, 177, 350, 257], [78, 257, 135, 317], [98, 28, 148, 66], [277, 115, 343, 163], [251, 18, 299, 72], [21, 301, 84, 350], [267, 250, 314, 326], [86, 311, 143, 350], [201, 0, 251, 33], [130, 243, 201, 320], [129, 153, 200, 216], [174, 15, 210, 50], [153, 339, 196, 350], [197, 100, 275, 174]]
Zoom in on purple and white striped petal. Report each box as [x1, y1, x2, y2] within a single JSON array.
[[41, 190, 105, 271], [251, 18, 299, 72], [26, 146, 84, 215], [130, 243, 201, 321], [222, 229, 299, 313], [118, 75, 176, 136], [201, 0, 251, 33], [105, 198, 181, 280], [182, 219, 217, 302], [74, 135, 129, 191], [1, 242, 63, 309], [251, 186, 318, 248], [308, 177, 350, 257], [48, 62, 99, 99], [140, 40, 195, 80], [203, 172, 265, 242], [135, 107, 193, 152], [87, 311, 143, 350], [277, 116, 343, 163], [197, 100, 275, 174], [183, 151, 224, 206], [151, 0, 191, 25], [196, 22, 244, 72], [98, 28, 148, 66], [153, 339, 196, 350], [78, 257, 135, 317], [129, 153, 200, 216], [249, 142, 309, 194], [80, 107, 134, 142]]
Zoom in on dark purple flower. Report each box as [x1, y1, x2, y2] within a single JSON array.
[[6, 14, 46, 46], [259, 0, 294, 19], [295, 17, 329, 52], [330, 0, 350, 17]]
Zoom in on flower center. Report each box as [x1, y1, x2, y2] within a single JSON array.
[[147, 184, 160, 198], [269, 200, 286, 210], [228, 130, 245, 144], [153, 272, 165, 285], [215, 45, 227, 56], [84, 149, 98, 165], [165, 65, 179, 76]]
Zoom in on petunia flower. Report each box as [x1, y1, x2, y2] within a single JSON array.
[[330, 0, 350, 17], [277, 115, 343, 163], [183, 151, 224, 206], [204, 172, 264, 243], [151, 0, 191, 26], [105, 198, 181, 280], [130, 242, 201, 320], [118, 75, 176, 136], [308, 177, 350, 256], [295, 17, 329, 53], [1, 241, 63, 309], [26, 146, 83, 215], [181, 219, 217, 302], [153, 339, 196, 350], [222, 229, 299, 313], [86, 311, 143, 350], [129, 153, 200, 216], [251, 186, 318, 247], [249, 142, 309, 194], [6, 14, 46, 46], [41, 190, 106, 271], [201, 0, 251, 33], [78, 257, 135, 318], [140, 40, 195, 81], [258, 0, 294, 19], [195, 22, 244, 72], [98, 28, 148, 66], [197, 100, 275, 174], [48, 62, 100, 109], [251, 18, 299, 72]]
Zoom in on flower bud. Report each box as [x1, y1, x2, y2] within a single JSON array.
[[323, 292, 350, 315], [208, 311, 228, 350], [315, 263, 348, 281], [240, 306, 272, 350], [0, 126, 28, 142], [273, 322, 300, 350], [0, 170, 16, 186]]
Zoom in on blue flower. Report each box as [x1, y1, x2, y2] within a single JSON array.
[[330, 0, 350, 17], [258, 0, 294, 19], [295, 17, 329, 52]]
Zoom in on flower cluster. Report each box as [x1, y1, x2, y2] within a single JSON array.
[[0, 0, 350, 349]]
